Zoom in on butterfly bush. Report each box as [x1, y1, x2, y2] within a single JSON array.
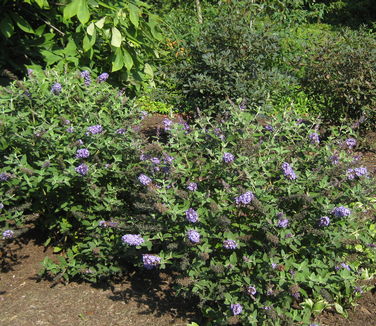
[[2, 70, 375, 325], [141, 106, 376, 325]]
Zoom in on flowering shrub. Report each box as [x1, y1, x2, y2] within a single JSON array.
[[1, 69, 376, 324], [135, 107, 375, 324], [0, 69, 150, 279]]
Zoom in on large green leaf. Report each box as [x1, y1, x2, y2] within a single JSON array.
[[77, 0, 90, 25], [129, 3, 139, 28], [112, 48, 124, 72], [111, 27, 122, 47], [64, 0, 80, 20], [123, 48, 134, 71], [10, 13, 35, 34], [0, 15, 14, 38]]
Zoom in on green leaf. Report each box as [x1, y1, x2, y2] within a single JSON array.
[[144, 63, 154, 79], [64, 0, 80, 20], [111, 27, 122, 47], [95, 17, 106, 29], [123, 49, 133, 71], [129, 3, 139, 28], [334, 303, 344, 315], [77, 0, 90, 24], [0, 15, 14, 38], [87, 22, 95, 35], [40, 50, 62, 65], [10, 13, 35, 34], [112, 48, 124, 72]]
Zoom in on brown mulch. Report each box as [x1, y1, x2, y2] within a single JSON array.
[[0, 232, 201, 326]]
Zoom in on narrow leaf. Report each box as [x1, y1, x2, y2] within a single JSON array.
[[123, 48, 134, 71], [112, 48, 123, 71], [129, 3, 139, 28]]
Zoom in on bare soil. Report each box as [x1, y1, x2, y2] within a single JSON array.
[[0, 230, 202, 326]]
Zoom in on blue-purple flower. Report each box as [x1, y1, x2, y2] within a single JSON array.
[[187, 182, 197, 192], [76, 148, 90, 159], [264, 125, 274, 132], [335, 263, 351, 271], [187, 230, 200, 243], [230, 303, 243, 315], [246, 285, 257, 296], [138, 174, 152, 186], [163, 118, 173, 131], [97, 72, 109, 83], [346, 138, 357, 149], [150, 157, 161, 164], [347, 167, 368, 180], [0, 203, 3, 209], [330, 154, 339, 165], [75, 163, 89, 176], [332, 206, 351, 218], [142, 254, 161, 269], [80, 70, 91, 86], [66, 127, 74, 133], [277, 218, 289, 228], [2, 230, 14, 239], [116, 128, 126, 134], [319, 216, 330, 227], [282, 162, 297, 180], [87, 125, 103, 135], [0, 172, 10, 181], [223, 152, 234, 163], [235, 191, 254, 205], [223, 239, 238, 249], [121, 234, 145, 246], [51, 83, 62, 95], [309, 132, 320, 144], [185, 208, 199, 223]]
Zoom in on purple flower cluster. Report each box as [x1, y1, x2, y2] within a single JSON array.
[[347, 167, 368, 180], [346, 138, 357, 149], [277, 218, 289, 228], [80, 70, 91, 86], [87, 125, 103, 135], [185, 208, 199, 223], [97, 72, 109, 83], [335, 263, 351, 271], [309, 132, 320, 144], [187, 182, 197, 191], [138, 174, 152, 186], [51, 83, 62, 95], [163, 118, 173, 131], [330, 154, 339, 165], [246, 285, 257, 296], [163, 154, 174, 164], [66, 127, 74, 133], [76, 148, 90, 159], [98, 220, 119, 228], [223, 239, 237, 249], [223, 152, 234, 163], [332, 206, 351, 218], [264, 125, 274, 132], [0, 203, 3, 209], [2, 230, 14, 239], [75, 163, 89, 176], [150, 157, 161, 164], [0, 172, 10, 181], [187, 230, 200, 243], [230, 303, 243, 315], [121, 234, 145, 246], [319, 216, 330, 227], [235, 191, 254, 205], [142, 254, 161, 269], [282, 162, 297, 180], [116, 128, 126, 134]]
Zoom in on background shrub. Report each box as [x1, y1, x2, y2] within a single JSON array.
[[303, 28, 376, 128]]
